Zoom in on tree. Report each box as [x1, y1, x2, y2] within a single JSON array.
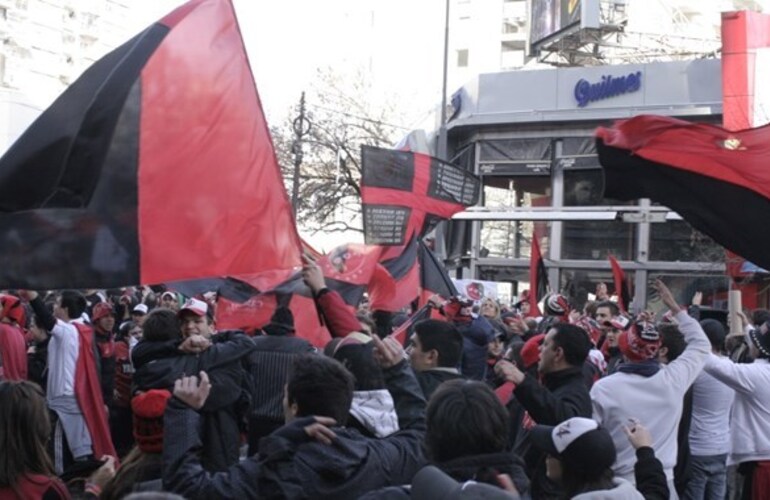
[[272, 67, 406, 235]]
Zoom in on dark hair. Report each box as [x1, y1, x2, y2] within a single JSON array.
[[323, 338, 343, 358], [700, 319, 727, 353], [101, 447, 162, 500], [594, 301, 619, 318], [0, 381, 55, 490], [142, 309, 181, 342], [752, 309, 770, 327], [414, 320, 463, 368], [426, 380, 509, 462], [659, 324, 686, 362], [59, 290, 87, 319], [287, 355, 355, 425], [549, 323, 591, 366], [333, 343, 385, 391], [562, 466, 615, 498], [583, 301, 598, 318], [356, 313, 376, 335]]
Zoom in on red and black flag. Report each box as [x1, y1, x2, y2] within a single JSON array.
[[596, 114, 770, 271], [369, 236, 420, 312], [529, 235, 548, 317], [360, 145, 480, 246], [216, 244, 389, 346], [0, 0, 301, 289], [608, 254, 632, 313], [391, 304, 434, 347], [418, 239, 458, 306]]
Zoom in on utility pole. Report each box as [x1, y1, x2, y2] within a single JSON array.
[[291, 92, 311, 216], [437, 0, 450, 161]]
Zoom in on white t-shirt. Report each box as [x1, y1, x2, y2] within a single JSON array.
[[46, 319, 80, 399]]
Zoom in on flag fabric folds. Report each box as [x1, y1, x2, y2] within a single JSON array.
[[596, 114, 770, 271], [0, 0, 301, 289], [529, 235, 548, 317], [608, 254, 631, 313], [360, 145, 480, 246], [418, 240, 458, 307]]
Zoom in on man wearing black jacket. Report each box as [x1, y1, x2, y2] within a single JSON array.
[[495, 322, 593, 499], [162, 336, 426, 499], [132, 308, 254, 472]]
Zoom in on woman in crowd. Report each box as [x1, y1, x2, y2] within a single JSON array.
[[0, 380, 70, 498]]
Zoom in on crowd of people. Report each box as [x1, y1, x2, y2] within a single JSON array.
[[0, 258, 768, 500]]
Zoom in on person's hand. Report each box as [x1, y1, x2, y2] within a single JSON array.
[[737, 311, 750, 331], [87, 455, 117, 489], [173, 371, 211, 410], [495, 359, 526, 385], [372, 334, 406, 369], [301, 254, 327, 294], [427, 294, 445, 309], [651, 279, 680, 314], [623, 418, 653, 450], [691, 291, 703, 306], [596, 282, 609, 300], [17, 290, 38, 301], [179, 334, 211, 354], [495, 472, 520, 496], [304, 416, 338, 445]]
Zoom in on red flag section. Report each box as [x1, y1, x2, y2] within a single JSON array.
[[360, 146, 480, 246], [608, 254, 631, 313], [596, 114, 770, 272], [0, 0, 301, 289], [139, 0, 301, 283], [528, 235, 547, 317]]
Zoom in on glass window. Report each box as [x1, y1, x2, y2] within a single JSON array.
[[479, 138, 552, 163], [480, 176, 552, 259], [645, 274, 729, 316], [562, 220, 635, 261], [457, 49, 469, 67], [563, 168, 633, 207], [481, 220, 551, 259], [559, 268, 636, 313], [649, 220, 724, 262]]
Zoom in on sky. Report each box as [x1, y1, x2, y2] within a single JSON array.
[[129, 0, 447, 128], [123, 0, 448, 250]]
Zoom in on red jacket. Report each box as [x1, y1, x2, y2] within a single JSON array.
[[73, 323, 117, 460], [0, 323, 27, 380], [316, 289, 361, 338]]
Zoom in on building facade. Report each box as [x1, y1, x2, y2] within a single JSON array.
[[443, 58, 729, 310]]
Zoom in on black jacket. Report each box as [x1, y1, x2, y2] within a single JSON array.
[[511, 366, 592, 499], [415, 369, 464, 400], [133, 330, 255, 471], [635, 446, 670, 500], [359, 451, 530, 500], [162, 360, 426, 500], [247, 335, 316, 422], [456, 317, 495, 381]]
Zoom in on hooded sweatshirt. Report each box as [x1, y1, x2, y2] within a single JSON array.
[[349, 389, 399, 438], [572, 478, 644, 500]]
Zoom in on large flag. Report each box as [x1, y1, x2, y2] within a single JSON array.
[[596, 114, 770, 271], [215, 243, 389, 346], [369, 236, 420, 312], [608, 254, 631, 313], [0, 0, 301, 289], [418, 240, 458, 306], [360, 145, 480, 246], [529, 235, 548, 317]]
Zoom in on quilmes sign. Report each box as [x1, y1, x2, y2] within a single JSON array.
[[574, 71, 642, 107]]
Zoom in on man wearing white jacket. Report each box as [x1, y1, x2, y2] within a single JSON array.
[[703, 324, 770, 500], [590, 280, 710, 499]]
